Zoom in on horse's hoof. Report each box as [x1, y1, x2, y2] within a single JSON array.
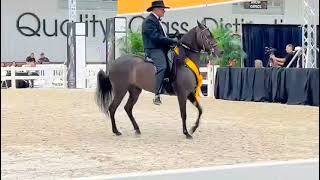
[[186, 134, 193, 139], [114, 131, 122, 136], [135, 130, 141, 136], [190, 127, 196, 134]]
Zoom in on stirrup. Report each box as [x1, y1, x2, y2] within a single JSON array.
[[163, 78, 169, 83], [153, 95, 162, 105]]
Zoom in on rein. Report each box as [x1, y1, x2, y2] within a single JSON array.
[[180, 43, 200, 53]]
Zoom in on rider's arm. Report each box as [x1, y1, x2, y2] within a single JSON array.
[[143, 20, 177, 46], [274, 57, 286, 63], [271, 55, 285, 64]]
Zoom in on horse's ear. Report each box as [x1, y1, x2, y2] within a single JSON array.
[[201, 20, 207, 29], [197, 20, 202, 28], [197, 20, 206, 29]]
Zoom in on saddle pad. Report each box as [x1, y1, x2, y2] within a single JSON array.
[[174, 47, 203, 102]]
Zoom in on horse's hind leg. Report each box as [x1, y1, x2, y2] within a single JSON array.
[[187, 93, 202, 134], [124, 86, 142, 135], [177, 93, 193, 139], [109, 89, 127, 136]]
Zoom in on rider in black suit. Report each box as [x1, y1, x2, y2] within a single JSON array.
[[142, 0, 177, 105]]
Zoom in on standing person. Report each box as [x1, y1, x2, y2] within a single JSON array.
[[142, 0, 178, 105], [38, 52, 50, 64]]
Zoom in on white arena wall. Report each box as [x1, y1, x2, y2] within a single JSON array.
[[1, 0, 316, 63], [76, 159, 319, 180]]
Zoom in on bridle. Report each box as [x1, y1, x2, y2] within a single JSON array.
[[177, 27, 218, 55], [199, 27, 218, 54]]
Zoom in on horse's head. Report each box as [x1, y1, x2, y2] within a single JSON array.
[[195, 21, 221, 56]]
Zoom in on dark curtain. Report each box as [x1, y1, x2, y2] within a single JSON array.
[[214, 67, 319, 106], [242, 24, 302, 67]]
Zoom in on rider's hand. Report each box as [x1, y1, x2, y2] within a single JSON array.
[[170, 39, 178, 47]]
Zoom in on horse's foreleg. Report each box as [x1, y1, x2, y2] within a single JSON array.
[[124, 86, 142, 135], [188, 93, 202, 134], [177, 94, 192, 139], [109, 90, 127, 136]]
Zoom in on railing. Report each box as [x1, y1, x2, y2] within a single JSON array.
[[1, 64, 217, 97], [200, 64, 219, 97], [1, 64, 67, 89]]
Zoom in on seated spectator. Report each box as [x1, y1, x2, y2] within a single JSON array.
[[26, 53, 36, 64], [255, 59, 263, 68], [1, 62, 5, 67], [38, 52, 50, 64], [270, 44, 295, 67]]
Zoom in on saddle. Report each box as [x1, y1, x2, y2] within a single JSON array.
[[143, 47, 203, 100], [143, 50, 176, 95]]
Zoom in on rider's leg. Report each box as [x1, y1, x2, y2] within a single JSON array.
[[145, 49, 167, 105]]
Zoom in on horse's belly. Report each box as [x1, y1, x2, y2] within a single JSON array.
[[134, 63, 156, 93]]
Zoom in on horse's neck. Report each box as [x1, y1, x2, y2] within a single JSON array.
[[178, 27, 201, 68], [180, 28, 200, 52]]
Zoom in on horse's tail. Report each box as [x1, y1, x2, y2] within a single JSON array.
[[95, 69, 113, 116]]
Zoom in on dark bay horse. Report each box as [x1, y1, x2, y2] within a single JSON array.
[[96, 21, 220, 139]]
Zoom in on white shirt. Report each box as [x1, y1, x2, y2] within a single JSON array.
[[151, 12, 167, 37]]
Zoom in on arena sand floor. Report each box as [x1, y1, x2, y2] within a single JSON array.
[[1, 89, 319, 179]]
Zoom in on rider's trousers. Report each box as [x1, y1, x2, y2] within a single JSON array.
[[145, 48, 167, 95]]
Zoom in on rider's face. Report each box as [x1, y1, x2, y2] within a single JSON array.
[[155, 8, 165, 17]]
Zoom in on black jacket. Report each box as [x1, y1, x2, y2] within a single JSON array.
[[142, 13, 176, 51]]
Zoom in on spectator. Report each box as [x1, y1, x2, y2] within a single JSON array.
[[38, 52, 50, 64], [255, 59, 263, 68], [270, 44, 295, 67], [11, 61, 17, 67], [1, 62, 5, 67], [26, 53, 36, 64]]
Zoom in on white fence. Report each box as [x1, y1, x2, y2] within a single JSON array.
[[1, 64, 216, 97], [1, 64, 67, 89], [76, 159, 319, 180]]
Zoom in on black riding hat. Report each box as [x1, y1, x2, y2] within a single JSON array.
[[146, 0, 170, 12]]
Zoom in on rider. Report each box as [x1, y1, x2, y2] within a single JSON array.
[[142, 0, 178, 105]]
